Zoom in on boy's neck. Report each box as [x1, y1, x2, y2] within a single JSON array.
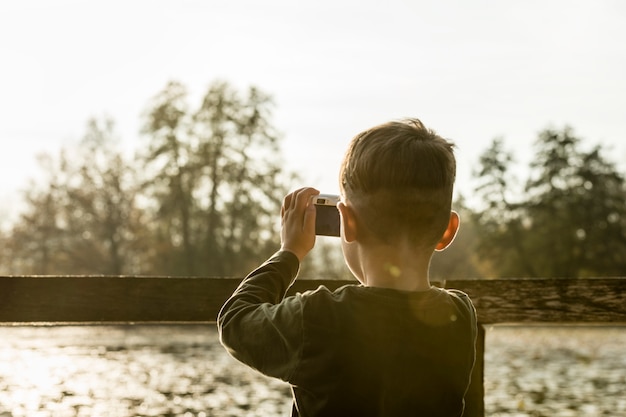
[[356, 241, 433, 292]]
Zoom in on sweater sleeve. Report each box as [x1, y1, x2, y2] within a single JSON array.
[[217, 250, 304, 381]]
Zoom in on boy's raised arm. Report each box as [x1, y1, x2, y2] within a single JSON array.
[[217, 187, 320, 380]]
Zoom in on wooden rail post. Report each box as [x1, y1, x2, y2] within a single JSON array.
[[463, 324, 485, 417]]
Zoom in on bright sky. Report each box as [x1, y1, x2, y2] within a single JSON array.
[[1, 0, 625, 228]]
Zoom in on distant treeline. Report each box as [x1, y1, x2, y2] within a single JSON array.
[[432, 128, 626, 279], [1, 80, 625, 278]]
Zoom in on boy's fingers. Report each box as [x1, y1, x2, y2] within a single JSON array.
[[281, 193, 292, 219], [302, 197, 317, 234], [294, 187, 319, 210], [281, 188, 319, 231], [280, 187, 319, 260], [282, 188, 319, 213]]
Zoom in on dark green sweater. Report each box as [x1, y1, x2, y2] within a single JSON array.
[[218, 251, 476, 417]]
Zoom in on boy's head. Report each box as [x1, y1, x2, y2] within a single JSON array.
[[339, 118, 456, 249]]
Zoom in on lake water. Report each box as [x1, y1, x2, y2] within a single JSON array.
[[0, 325, 624, 417]]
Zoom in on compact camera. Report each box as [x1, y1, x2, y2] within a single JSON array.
[[313, 194, 340, 237]]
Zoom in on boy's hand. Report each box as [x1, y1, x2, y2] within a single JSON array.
[[280, 187, 319, 262]]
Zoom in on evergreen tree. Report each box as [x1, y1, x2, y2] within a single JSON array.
[[472, 127, 626, 278], [471, 138, 536, 277]]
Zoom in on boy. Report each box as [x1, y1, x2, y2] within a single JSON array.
[[218, 118, 477, 416]]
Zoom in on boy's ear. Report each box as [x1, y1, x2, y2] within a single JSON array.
[[435, 211, 460, 252], [337, 202, 357, 243]]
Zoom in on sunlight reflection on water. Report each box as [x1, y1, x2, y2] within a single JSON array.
[[0, 325, 624, 416], [485, 325, 626, 417], [0, 325, 291, 417]]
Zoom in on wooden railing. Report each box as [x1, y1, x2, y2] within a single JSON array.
[[1, 276, 625, 417]]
